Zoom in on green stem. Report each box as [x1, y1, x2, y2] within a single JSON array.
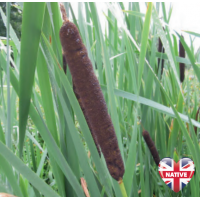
[[118, 179, 128, 197]]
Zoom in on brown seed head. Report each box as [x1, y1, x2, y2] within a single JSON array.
[[179, 36, 185, 83], [158, 37, 165, 75], [59, 14, 124, 181], [142, 130, 160, 166]]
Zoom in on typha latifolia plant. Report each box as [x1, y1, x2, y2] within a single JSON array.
[[0, 2, 200, 197], [59, 4, 126, 195]]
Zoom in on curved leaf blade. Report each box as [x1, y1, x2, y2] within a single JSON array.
[[19, 2, 46, 157]]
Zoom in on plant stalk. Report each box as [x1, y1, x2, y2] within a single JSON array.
[[118, 178, 128, 197]]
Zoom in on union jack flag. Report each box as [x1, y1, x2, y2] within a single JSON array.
[[158, 158, 195, 193]]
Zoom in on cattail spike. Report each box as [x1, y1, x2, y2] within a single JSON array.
[[61, 19, 101, 157], [179, 35, 185, 83], [158, 37, 165, 75], [142, 130, 160, 166], [158, 27, 165, 76], [59, 7, 124, 181], [60, 3, 69, 23]]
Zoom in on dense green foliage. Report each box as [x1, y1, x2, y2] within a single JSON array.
[[0, 2, 22, 39], [0, 2, 199, 197]]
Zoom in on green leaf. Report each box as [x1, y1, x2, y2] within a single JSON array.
[[0, 45, 85, 197], [184, 31, 200, 38], [122, 10, 145, 18], [101, 86, 200, 128], [0, 154, 23, 196], [19, 2, 46, 157], [137, 2, 152, 91], [0, 140, 59, 197]]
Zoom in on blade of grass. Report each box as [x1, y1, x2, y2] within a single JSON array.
[[118, 2, 130, 30], [167, 3, 173, 23], [125, 34, 137, 93], [123, 10, 145, 18], [19, 2, 46, 157], [0, 140, 59, 197], [19, 175, 29, 197], [26, 130, 44, 153], [0, 122, 5, 144], [49, 2, 62, 61], [41, 7, 67, 196], [37, 49, 59, 144], [78, 2, 95, 68], [138, 2, 152, 92], [0, 154, 23, 196], [168, 90, 183, 157], [64, 123, 81, 197], [37, 49, 67, 196], [6, 2, 11, 150], [36, 148, 48, 177], [184, 31, 200, 38], [29, 139, 37, 173], [123, 112, 138, 196], [100, 86, 200, 128], [155, 52, 191, 65]]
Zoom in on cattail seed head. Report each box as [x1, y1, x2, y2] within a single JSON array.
[[59, 9, 124, 181], [142, 130, 160, 166], [158, 33, 165, 75], [179, 36, 185, 83]]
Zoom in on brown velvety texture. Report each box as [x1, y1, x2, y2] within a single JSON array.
[[158, 37, 165, 75], [59, 21, 124, 181], [73, 83, 101, 155], [179, 36, 185, 83], [62, 55, 101, 155], [142, 130, 160, 166]]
